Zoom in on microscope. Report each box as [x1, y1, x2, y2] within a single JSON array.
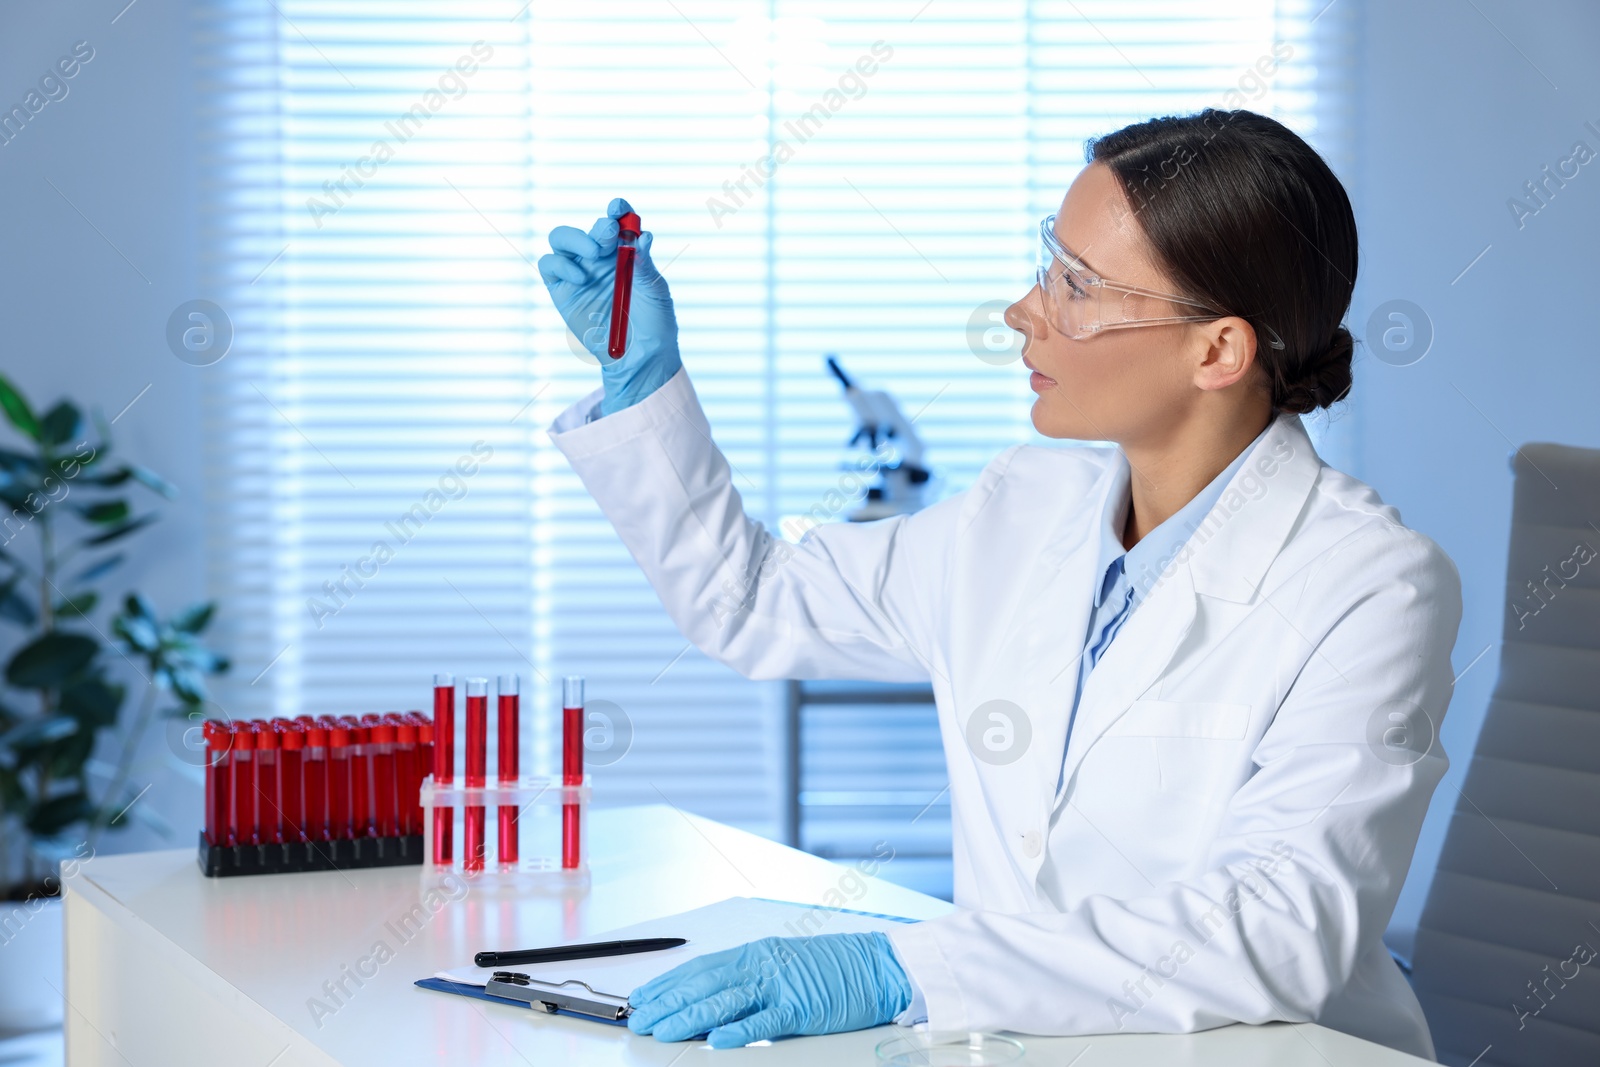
[[825, 355, 932, 522]]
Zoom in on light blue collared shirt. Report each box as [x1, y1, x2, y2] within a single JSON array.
[[1055, 423, 1270, 793]]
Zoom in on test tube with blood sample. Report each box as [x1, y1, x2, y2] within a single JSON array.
[[254, 721, 281, 844], [562, 676, 584, 869], [229, 722, 255, 845], [496, 675, 519, 867], [394, 716, 419, 836], [203, 720, 230, 847], [346, 716, 371, 837], [408, 711, 431, 838], [432, 675, 455, 865], [409, 711, 432, 774], [372, 718, 398, 838], [304, 720, 329, 842], [463, 678, 488, 871], [278, 720, 305, 843], [607, 212, 641, 357], [327, 718, 352, 840]]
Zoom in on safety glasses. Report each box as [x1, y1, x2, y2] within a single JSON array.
[[1036, 214, 1224, 338]]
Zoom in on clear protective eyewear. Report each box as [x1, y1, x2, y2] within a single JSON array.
[[1036, 214, 1224, 338]]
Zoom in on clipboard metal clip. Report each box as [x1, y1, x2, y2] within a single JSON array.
[[486, 972, 633, 1021]]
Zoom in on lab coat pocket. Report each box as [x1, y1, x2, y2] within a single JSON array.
[[1104, 699, 1253, 797], [1105, 699, 1251, 740]]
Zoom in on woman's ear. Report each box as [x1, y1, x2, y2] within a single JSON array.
[[1192, 316, 1259, 393]]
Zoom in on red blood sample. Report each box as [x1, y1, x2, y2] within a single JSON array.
[[304, 722, 329, 842], [432, 675, 455, 865], [497, 675, 520, 866], [328, 719, 352, 840], [607, 212, 641, 358], [203, 720, 232, 847], [463, 678, 488, 872], [562, 676, 584, 869], [279, 720, 305, 842], [254, 721, 281, 845]]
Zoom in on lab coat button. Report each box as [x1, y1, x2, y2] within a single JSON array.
[[1019, 830, 1042, 858]]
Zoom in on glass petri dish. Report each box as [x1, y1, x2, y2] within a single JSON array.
[[875, 1031, 1025, 1067]]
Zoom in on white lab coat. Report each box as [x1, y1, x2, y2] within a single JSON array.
[[548, 367, 1462, 1061]]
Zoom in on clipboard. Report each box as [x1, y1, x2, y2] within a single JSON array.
[[417, 896, 919, 1026], [483, 972, 632, 1021], [414, 977, 633, 1027]]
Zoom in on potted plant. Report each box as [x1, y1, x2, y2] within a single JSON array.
[[0, 374, 228, 1033]]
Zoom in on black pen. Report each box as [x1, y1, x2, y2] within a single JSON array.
[[475, 937, 687, 969]]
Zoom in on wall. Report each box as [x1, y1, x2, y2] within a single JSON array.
[[1329, 0, 1600, 953]]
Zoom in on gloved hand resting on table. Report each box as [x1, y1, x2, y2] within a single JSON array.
[[626, 932, 912, 1049], [537, 197, 682, 416]]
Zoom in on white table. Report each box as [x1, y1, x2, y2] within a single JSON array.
[[63, 805, 1429, 1065]]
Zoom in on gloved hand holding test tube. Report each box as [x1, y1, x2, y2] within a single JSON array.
[[538, 198, 682, 416]]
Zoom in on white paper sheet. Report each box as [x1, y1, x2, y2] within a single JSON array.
[[436, 896, 916, 999]]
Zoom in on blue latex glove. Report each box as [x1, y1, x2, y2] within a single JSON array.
[[626, 932, 912, 1049], [537, 197, 682, 416]]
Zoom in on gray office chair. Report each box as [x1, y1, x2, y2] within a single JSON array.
[[1410, 442, 1600, 1067]]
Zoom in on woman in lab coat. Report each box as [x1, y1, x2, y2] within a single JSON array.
[[537, 108, 1461, 1060]]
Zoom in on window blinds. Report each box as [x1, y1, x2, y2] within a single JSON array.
[[196, 1, 1355, 855]]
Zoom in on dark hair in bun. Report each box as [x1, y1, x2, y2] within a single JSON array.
[[1086, 109, 1358, 414]]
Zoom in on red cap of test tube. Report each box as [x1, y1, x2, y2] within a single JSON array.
[[253, 721, 280, 750], [203, 720, 230, 751], [617, 211, 640, 237], [406, 710, 433, 744], [280, 721, 305, 750]]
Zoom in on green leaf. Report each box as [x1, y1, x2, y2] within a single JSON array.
[[0, 376, 39, 442], [45, 726, 95, 780], [128, 465, 177, 499], [74, 554, 124, 584], [170, 667, 207, 704], [76, 500, 129, 525], [25, 790, 94, 838], [197, 650, 230, 675], [172, 602, 216, 634], [80, 467, 131, 488], [38, 402, 81, 447], [54, 590, 98, 619], [113, 613, 160, 653], [81, 514, 156, 547], [124, 593, 157, 621], [0, 449, 40, 475], [5, 632, 99, 689], [59, 678, 124, 729], [60, 440, 105, 473], [0, 714, 79, 751], [0, 483, 34, 512], [0, 577, 36, 627]]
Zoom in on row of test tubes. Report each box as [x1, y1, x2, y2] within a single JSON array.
[[201, 712, 434, 848], [428, 674, 585, 873]]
